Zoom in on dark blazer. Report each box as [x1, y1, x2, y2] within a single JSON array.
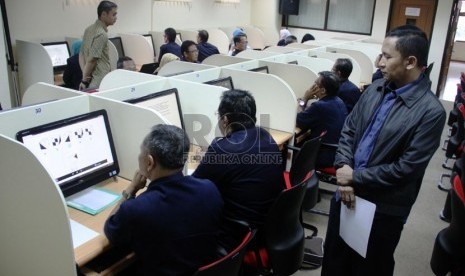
[[197, 42, 220, 62], [158, 42, 182, 63], [62, 54, 82, 90]]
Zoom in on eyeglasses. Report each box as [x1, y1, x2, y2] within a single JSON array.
[[187, 49, 199, 53]]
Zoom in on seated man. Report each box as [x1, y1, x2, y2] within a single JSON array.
[[297, 71, 348, 168], [193, 89, 285, 250], [197, 30, 220, 62], [180, 40, 199, 63], [229, 33, 248, 56], [104, 124, 223, 275], [332, 58, 361, 113], [116, 56, 136, 71], [158, 27, 182, 63]]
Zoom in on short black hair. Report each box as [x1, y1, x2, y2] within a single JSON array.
[[142, 124, 190, 169], [318, 71, 340, 97], [198, 30, 209, 42], [301, 33, 315, 43], [218, 89, 257, 131], [386, 25, 429, 68], [285, 35, 297, 45], [181, 40, 197, 56], [164, 27, 177, 43], [233, 34, 247, 45], [97, 1, 117, 18], [334, 58, 353, 79], [117, 56, 133, 69]]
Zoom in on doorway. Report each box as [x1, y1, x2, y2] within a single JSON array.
[[388, 0, 437, 39]]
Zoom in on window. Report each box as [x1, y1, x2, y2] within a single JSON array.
[[285, 0, 376, 35], [455, 2, 465, 41]]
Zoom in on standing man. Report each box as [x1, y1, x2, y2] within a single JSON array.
[[332, 58, 361, 113], [322, 26, 446, 276], [196, 30, 219, 62], [105, 124, 223, 275], [79, 1, 117, 90]]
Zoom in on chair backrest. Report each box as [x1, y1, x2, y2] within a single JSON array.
[[264, 181, 307, 275], [289, 134, 323, 186], [193, 222, 256, 276]]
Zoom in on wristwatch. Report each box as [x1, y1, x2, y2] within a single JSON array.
[[122, 190, 135, 200]]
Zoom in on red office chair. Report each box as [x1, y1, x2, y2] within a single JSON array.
[[193, 220, 256, 276]]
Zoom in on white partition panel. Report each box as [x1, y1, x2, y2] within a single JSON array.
[[202, 54, 251, 66], [22, 82, 83, 106], [220, 26, 238, 41], [206, 28, 230, 54], [263, 46, 302, 54], [243, 26, 266, 50], [284, 43, 321, 50], [150, 31, 165, 61], [16, 40, 54, 100], [288, 56, 334, 76], [99, 69, 161, 91], [235, 49, 281, 59], [0, 135, 76, 276], [326, 47, 374, 85], [178, 29, 198, 43], [157, 60, 215, 77], [120, 33, 156, 66], [222, 59, 260, 71], [172, 67, 223, 83], [108, 40, 118, 71]]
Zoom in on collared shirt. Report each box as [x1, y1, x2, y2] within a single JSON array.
[[197, 42, 220, 62], [354, 75, 425, 169], [80, 20, 110, 88]]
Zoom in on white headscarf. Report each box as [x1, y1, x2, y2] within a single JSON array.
[[279, 29, 291, 40]]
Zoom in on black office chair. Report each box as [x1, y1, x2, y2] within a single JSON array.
[[430, 173, 465, 276], [193, 220, 256, 276]]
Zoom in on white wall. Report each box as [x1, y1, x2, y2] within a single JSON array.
[[0, 5, 12, 109]]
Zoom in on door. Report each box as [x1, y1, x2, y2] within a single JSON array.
[[388, 0, 437, 39]]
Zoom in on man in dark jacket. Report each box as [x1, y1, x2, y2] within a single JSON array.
[[322, 25, 446, 276], [196, 30, 220, 62]]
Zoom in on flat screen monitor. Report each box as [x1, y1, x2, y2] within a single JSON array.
[[143, 34, 156, 56], [124, 88, 185, 130], [109, 37, 125, 58], [288, 60, 298, 65], [204, 76, 235, 90], [42, 41, 71, 73], [249, 66, 269, 74], [16, 110, 119, 197]]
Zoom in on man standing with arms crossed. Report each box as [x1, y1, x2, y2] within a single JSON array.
[[79, 1, 117, 90], [322, 25, 446, 276]]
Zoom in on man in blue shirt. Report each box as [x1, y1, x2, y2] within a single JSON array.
[[158, 27, 182, 63], [105, 125, 223, 276], [332, 58, 361, 113], [197, 30, 220, 62], [321, 26, 446, 276]]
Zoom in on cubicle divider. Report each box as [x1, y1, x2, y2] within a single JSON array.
[[157, 60, 216, 77], [120, 33, 156, 67], [242, 26, 266, 50], [204, 28, 230, 54], [99, 69, 161, 91], [21, 82, 84, 106], [202, 54, 251, 66], [234, 49, 281, 59], [326, 46, 375, 85], [282, 43, 321, 50], [262, 46, 304, 54]]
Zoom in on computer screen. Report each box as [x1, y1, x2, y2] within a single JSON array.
[[109, 37, 125, 59], [143, 34, 156, 56], [249, 66, 269, 74], [16, 110, 119, 197], [204, 76, 235, 90], [42, 41, 71, 72], [124, 88, 185, 130], [288, 60, 298, 65]]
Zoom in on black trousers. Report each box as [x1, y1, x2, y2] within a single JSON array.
[[321, 197, 404, 276]]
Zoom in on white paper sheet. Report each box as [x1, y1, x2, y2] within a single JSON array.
[[69, 219, 99, 249], [339, 196, 376, 258], [67, 187, 119, 211]]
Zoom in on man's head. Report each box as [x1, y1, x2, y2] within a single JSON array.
[[117, 56, 136, 71], [181, 40, 198, 63], [164, 28, 177, 43], [316, 71, 340, 98], [332, 58, 353, 80], [217, 89, 256, 135], [97, 1, 117, 27], [197, 30, 209, 44], [284, 35, 297, 45], [233, 34, 248, 52], [139, 124, 190, 180], [380, 25, 429, 86], [301, 33, 315, 43]]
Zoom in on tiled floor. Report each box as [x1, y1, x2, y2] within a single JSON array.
[[441, 61, 465, 102]]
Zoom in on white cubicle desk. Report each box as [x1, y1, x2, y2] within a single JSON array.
[[120, 33, 156, 67], [234, 49, 281, 59], [202, 54, 251, 67], [21, 82, 84, 106], [157, 60, 216, 77], [334, 40, 382, 64], [262, 46, 302, 54], [99, 69, 161, 91], [282, 43, 321, 50]]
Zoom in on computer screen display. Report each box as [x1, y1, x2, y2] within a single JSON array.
[[124, 88, 185, 130], [249, 66, 269, 74], [42, 41, 71, 72], [288, 60, 298, 65], [143, 34, 156, 56], [204, 76, 235, 90], [16, 110, 119, 197], [109, 37, 125, 58]]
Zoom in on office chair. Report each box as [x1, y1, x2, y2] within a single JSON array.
[[243, 180, 308, 275], [430, 172, 465, 276], [193, 220, 256, 276]]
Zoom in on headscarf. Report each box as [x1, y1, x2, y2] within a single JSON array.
[[279, 29, 291, 40], [155, 53, 180, 74], [232, 27, 245, 38], [71, 39, 82, 56]]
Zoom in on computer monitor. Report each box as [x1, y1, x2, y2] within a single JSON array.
[[288, 60, 298, 65], [143, 34, 156, 56], [109, 37, 125, 59], [204, 76, 235, 90], [249, 66, 269, 74], [16, 110, 120, 197], [42, 41, 71, 73], [124, 88, 185, 130]]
